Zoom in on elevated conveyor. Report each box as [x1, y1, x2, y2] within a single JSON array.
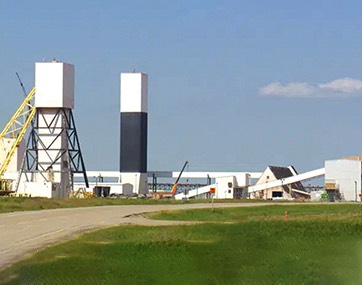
[[174, 184, 216, 200], [247, 168, 325, 193], [175, 168, 325, 200]]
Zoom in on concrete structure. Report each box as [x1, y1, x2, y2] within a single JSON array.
[[325, 159, 362, 201], [119, 72, 148, 194]]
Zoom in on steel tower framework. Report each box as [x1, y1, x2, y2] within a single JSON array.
[[18, 108, 89, 191]]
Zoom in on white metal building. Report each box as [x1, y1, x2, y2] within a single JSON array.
[[325, 158, 362, 201]]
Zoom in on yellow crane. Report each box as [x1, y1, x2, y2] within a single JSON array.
[[0, 87, 36, 193], [170, 161, 189, 196]]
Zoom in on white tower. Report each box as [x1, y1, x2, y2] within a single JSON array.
[[19, 61, 88, 198]]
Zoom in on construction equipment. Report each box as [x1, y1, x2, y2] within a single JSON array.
[[170, 161, 189, 196], [69, 188, 96, 199], [0, 87, 36, 193]]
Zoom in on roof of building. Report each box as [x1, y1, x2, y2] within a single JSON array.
[[268, 166, 305, 192], [343, 156, 362, 161]]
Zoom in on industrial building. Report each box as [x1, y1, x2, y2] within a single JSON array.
[[250, 166, 310, 200], [325, 157, 362, 202], [1, 61, 362, 202]]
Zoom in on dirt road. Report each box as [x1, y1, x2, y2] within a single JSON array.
[[0, 203, 271, 270]]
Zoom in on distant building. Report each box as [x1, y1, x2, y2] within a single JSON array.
[[251, 166, 309, 200], [325, 158, 362, 201]]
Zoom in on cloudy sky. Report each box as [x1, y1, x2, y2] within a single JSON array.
[[1, 0, 362, 174], [260, 78, 362, 98]]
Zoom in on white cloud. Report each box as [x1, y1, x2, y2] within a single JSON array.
[[259, 77, 362, 98], [318, 78, 362, 93], [259, 82, 315, 97]]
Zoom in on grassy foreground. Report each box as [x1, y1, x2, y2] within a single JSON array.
[[0, 205, 361, 285]]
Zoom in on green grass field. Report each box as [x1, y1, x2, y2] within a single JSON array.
[[0, 197, 270, 214], [150, 203, 362, 222], [0, 204, 361, 285], [0, 196, 194, 214]]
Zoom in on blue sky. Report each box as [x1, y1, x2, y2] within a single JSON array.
[[1, 1, 362, 173]]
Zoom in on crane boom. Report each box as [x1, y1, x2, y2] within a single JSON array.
[[0, 87, 35, 139], [16, 72, 28, 98], [171, 161, 189, 195], [0, 87, 36, 191]]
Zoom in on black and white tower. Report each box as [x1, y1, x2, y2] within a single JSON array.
[[120, 72, 148, 194]]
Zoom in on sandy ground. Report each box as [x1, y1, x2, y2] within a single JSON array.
[[0, 202, 272, 270]]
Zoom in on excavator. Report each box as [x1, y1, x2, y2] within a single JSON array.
[[170, 161, 189, 196]]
